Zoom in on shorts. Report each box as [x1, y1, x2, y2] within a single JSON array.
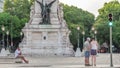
[[85, 51, 90, 58], [91, 49, 97, 55]]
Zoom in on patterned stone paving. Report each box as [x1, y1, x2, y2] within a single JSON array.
[[0, 53, 120, 68]]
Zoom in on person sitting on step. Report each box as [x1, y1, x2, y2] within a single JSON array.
[[15, 47, 29, 63]]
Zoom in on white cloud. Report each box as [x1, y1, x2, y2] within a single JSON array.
[[59, 0, 119, 17]]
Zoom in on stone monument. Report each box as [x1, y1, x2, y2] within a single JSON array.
[[20, 0, 74, 56]]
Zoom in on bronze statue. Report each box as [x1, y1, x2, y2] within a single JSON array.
[[36, 0, 56, 24]]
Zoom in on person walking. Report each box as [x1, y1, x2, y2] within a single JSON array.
[[90, 38, 98, 66], [83, 37, 91, 66]]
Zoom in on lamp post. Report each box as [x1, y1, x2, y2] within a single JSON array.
[[10, 22, 13, 46], [92, 27, 95, 38], [82, 31, 85, 45], [1, 25, 5, 48], [81, 31, 85, 57], [20, 32, 23, 42], [6, 31, 10, 55], [94, 30, 97, 40], [77, 26, 80, 48], [6, 31, 9, 49], [75, 26, 81, 57], [0, 25, 9, 56]]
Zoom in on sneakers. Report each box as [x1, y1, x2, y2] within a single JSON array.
[[91, 64, 96, 66], [85, 64, 96, 66], [85, 64, 91, 66]]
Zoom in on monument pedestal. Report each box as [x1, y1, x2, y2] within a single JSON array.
[[20, 25, 74, 56], [0, 48, 10, 56], [75, 48, 82, 57], [19, 0, 74, 56]]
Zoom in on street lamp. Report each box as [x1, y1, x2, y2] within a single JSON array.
[[1, 25, 5, 48], [92, 27, 95, 38], [82, 31, 85, 45], [92, 27, 95, 31], [20, 32, 23, 42], [94, 30, 97, 40], [75, 26, 81, 57], [0, 25, 10, 56], [6, 31, 9, 49], [81, 31, 85, 56], [77, 26, 80, 48], [10, 22, 13, 46]]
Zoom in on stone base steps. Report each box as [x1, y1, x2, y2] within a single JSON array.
[[0, 53, 22, 63], [0, 58, 22, 64]]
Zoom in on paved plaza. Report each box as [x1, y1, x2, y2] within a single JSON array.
[[0, 53, 120, 68]]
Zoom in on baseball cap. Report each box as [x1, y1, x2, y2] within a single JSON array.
[[87, 37, 90, 41]]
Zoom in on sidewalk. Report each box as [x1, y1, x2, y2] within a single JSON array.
[[0, 53, 120, 68]]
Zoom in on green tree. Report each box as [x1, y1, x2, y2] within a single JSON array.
[[0, 12, 23, 37], [4, 0, 31, 20], [63, 4, 95, 50], [0, 12, 23, 50], [94, 1, 120, 48], [2, 0, 34, 47]]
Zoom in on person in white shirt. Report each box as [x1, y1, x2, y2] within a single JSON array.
[[15, 47, 29, 63], [90, 38, 98, 66], [83, 37, 91, 66]]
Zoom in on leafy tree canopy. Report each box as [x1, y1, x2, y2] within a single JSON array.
[[4, 0, 31, 20], [0, 12, 24, 38], [94, 0, 120, 48], [62, 4, 95, 50]]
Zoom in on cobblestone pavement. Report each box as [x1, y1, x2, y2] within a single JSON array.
[[0, 53, 120, 68]]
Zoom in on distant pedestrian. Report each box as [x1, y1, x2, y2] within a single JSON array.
[[83, 37, 91, 66], [90, 38, 98, 66], [102, 41, 109, 53], [15, 47, 29, 63]]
